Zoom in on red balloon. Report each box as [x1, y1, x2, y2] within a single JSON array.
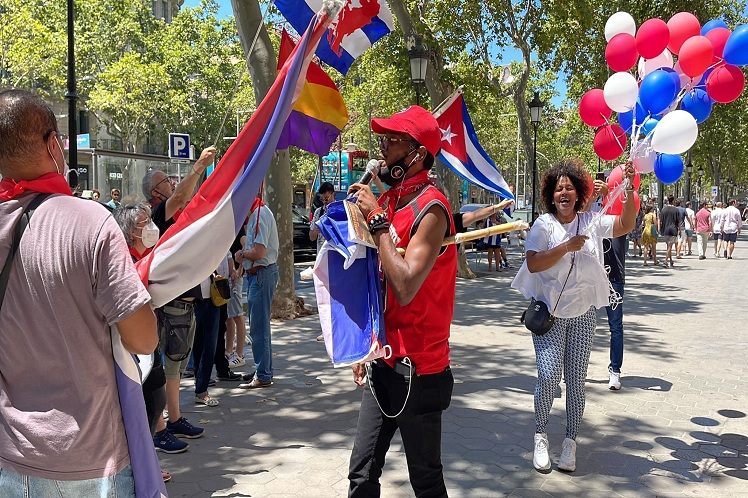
[[706, 64, 745, 103], [593, 124, 628, 161], [585, 171, 595, 203], [605, 190, 640, 216], [606, 33, 638, 72], [579, 89, 612, 127], [705, 27, 731, 61], [678, 36, 714, 77], [607, 164, 641, 190], [636, 19, 671, 59], [667, 12, 701, 55]]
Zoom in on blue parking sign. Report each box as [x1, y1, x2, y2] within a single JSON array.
[[169, 133, 190, 159]]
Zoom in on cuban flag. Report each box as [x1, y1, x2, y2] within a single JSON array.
[[275, 0, 394, 75], [120, 6, 341, 497], [433, 89, 515, 206], [312, 199, 386, 366]]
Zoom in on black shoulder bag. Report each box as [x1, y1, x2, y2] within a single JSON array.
[[520, 215, 579, 335], [0, 194, 51, 313]]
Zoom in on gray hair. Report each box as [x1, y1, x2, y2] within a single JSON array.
[[141, 170, 160, 202], [0, 89, 58, 173], [113, 202, 152, 247]]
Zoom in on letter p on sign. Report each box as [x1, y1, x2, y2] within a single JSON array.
[[169, 133, 191, 159]]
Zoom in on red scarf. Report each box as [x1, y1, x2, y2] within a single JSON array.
[[128, 245, 152, 262], [0, 172, 72, 201], [250, 197, 265, 214], [378, 170, 433, 217]]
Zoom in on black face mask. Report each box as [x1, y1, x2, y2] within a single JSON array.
[[379, 148, 417, 187]]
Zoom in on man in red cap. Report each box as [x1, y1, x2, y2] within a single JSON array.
[[346, 106, 456, 497]]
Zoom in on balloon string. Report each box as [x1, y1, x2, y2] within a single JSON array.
[[582, 180, 629, 237]]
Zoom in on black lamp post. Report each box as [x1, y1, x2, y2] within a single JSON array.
[[685, 160, 693, 203], [528, 91, 544, 219], [65, 0, 79, 187], [697, 165, 704, 201], [408, 35, 428, 107]]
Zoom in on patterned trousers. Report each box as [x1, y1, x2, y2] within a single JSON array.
[[532, 307, 596, 440]]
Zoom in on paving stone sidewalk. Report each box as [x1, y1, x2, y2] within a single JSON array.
[[161, 238, 748, 497]]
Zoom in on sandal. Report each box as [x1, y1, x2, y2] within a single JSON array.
[[195, 394, 219, 407], [162, 469, 171, 483]]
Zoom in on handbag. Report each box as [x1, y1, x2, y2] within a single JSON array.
[[210, 274, 231, 306], [520, 214, 579, 336], [650, 224, 659, 238], [157, 306, 194, 362]]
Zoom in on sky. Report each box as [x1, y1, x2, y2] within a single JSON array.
[[183, 0, 567, 106]]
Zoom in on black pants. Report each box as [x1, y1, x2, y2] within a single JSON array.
[[214, 304, 230, 377], [142, 351, 166, 435], [348, 360, 453, 498]]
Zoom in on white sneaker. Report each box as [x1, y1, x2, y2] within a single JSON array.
[[558, 438, 576, 471], [608, 368, 621, 390], [227, 352, 245, 368], [533, 433, 551, 470]]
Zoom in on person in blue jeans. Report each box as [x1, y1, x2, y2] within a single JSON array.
[[603, 235, 626, 390], [235, 196, 279, 388]]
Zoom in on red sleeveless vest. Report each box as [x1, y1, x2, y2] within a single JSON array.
[[379, 185, 457, 375]]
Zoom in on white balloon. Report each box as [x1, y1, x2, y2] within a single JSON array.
[[604, 72, 639, 112], [651, 110, 698, 154], [631, 144, 656, 173], [637, 49, 674, 79], [673, 60, 701, 91], [605, 12, 637, 42]]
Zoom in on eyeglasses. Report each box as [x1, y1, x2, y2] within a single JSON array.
[[321, 195, 334, 203], [377, 135, 416, 149], [152, 176, 170, 192]]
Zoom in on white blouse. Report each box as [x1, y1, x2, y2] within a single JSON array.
[[511, 211, 614, 319]]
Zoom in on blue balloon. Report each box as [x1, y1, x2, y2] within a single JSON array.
[[660, 67, 682, 92], [640, 69, 679, 115], [642, 117, 660, 136], [618, 110, 633, 134], [633, 100, 649, 126], [701, 19, 729, 36], [724, 24, 748, 66], [681, 89, 713, 124], [654, 153, 685, 184]]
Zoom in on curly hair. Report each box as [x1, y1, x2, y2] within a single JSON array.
[[539, 158, 592, 215]]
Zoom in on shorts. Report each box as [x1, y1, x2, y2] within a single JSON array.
[[160, 303, 197, 380], [685, 229, 693, 237], [0, 465, 135, 498], [714, 232, 723, 240], [665, 236, 678, 245], [723, 232, 738, 243], [227, 280, 244, 318]]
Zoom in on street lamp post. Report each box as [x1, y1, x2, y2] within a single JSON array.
[[407, 35, 428, 107], [685, 160, 693, 204], [697, 165, 704, 201], [528, 91, 544, 219], [65, 0, 79, 187]]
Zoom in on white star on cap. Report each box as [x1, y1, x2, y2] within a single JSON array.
[[440, 125, 458, 145]]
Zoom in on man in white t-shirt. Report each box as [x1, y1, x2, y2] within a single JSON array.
[[720, 199, 742, 259], [711, 202, 725, 257], [679, 201, 695, 256]]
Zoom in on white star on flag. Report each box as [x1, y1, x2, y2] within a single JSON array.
[[440, 125, 458, 145]]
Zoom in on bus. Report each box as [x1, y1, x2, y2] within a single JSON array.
[[314, 149, 380, 199]]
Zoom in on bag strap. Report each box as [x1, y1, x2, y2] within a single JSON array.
[[551, 214, 580, 314], [0, 194, 51, 312]]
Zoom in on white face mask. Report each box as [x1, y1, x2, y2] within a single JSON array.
[[137, 221, 160, 248], [48, 134, 70, 178]]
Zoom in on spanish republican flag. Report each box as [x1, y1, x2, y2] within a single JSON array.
[[276, 29, 349, 156]]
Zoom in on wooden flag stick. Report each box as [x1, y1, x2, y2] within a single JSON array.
[[396, 220, 529, 255]]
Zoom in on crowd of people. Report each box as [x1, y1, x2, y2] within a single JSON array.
[[2, 88, 742, 497]]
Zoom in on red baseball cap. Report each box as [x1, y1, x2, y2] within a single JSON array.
[[371, 105, 442, 156]]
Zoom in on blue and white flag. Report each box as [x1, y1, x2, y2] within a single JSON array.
[[434, 89, 515, 210], [275, 0, 394, 75], [313, 199, 386, 366]]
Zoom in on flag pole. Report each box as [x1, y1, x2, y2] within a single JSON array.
[[395, 220, 529, 255], [431, 85, 463, 117]]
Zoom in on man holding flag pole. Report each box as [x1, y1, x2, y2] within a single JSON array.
[[346, 105, 456, 497]]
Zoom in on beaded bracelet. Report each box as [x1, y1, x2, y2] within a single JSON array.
[[369, 220, 390, 235], [368, 210, 390, 235], [366, 207, 386, 224]]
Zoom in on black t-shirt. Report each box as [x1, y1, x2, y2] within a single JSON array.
[[151, 201, 202, 300], [660, 205, 681, 237], [453, 213, 466, 234], [230, 226, 246, 270], [603, 235, 626, 284]]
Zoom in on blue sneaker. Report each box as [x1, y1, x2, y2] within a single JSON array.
[[153, 429, 188, 453], [166, 417, 204, 439]]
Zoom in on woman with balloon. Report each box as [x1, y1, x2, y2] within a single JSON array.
[[512, 159, 639, 473]]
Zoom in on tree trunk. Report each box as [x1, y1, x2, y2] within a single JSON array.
[[231, 0, 310, 319], [387, 0, 475, 279]]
